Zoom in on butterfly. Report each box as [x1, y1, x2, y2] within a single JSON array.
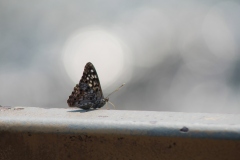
[[67, 62, 124, 110]]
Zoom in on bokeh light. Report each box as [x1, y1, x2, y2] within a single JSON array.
[[62, 26, 132, 89], [1, 0, 240, 113]]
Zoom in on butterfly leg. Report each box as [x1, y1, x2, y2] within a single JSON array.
[[108, 101, 116, 109], [106, 102, 109, 110]]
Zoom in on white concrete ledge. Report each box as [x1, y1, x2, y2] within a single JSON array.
[[0, 106, 239, 139]]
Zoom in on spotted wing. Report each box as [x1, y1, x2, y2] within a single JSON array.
[[67, 62, 105, 109]]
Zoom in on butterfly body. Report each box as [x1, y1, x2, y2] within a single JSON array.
[[67, 62, 108, 110]]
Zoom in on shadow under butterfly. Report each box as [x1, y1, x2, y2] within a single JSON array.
[[67, 62, 124, 110]]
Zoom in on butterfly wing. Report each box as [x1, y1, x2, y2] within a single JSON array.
[[67, 62, 106, 109]]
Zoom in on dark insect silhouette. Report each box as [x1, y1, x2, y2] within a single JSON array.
[[67, 62, 124, 110]]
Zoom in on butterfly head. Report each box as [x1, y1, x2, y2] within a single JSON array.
[[103, 97, 109, 102]]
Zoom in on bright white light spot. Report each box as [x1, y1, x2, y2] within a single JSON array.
[[62, 27, 131, 89]]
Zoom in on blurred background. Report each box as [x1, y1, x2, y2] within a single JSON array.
[[0, 0, 240, 113]]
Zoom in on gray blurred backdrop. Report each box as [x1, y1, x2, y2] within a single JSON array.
[[1, 0, 240, 113]]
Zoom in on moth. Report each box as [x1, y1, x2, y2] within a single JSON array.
[[67, 62, 124, 110]]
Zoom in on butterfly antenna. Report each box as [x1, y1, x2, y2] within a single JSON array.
[[106, 83, 125, 98], [108, 101, 116, 109]]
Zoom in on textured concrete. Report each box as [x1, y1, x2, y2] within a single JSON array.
[[0, 106, 240, 159]]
